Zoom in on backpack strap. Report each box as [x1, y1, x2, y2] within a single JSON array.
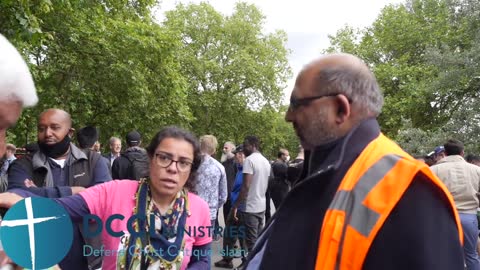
[[86, 150, 101, 181]]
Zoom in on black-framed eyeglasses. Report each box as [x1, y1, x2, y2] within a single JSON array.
[[154, 152, 193, 172], [288, 93, 350, 111]]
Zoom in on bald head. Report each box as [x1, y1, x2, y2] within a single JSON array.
[[39, 109, 72, 128], [298, 53, 383, 118], [306, 53, 367, 68], [37, 109, 73, 146], [286, 53, 383, 149]]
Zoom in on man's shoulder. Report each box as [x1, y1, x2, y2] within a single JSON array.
[[70, 144, 88, 160], [122, 148, 148, 161], [116, 154, 132, 163], [272, 160, 287, 168], [465, 161, 480, 169], [255, 152, 270, 165], [210, 156, 225, 170], [124, 147, 147, 155], [86, 149, 102, 159], [221, 157, 234, 166], [465, 162, 480, 174], [11, 154, 34, 168], [247, 152, 266, 160], [200, 155, 224, 173]]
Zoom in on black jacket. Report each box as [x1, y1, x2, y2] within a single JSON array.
[[246, 118, 463, 270], [8, 144, 104, 197], [111, 147, 148, 180], [222, 157, 237, 198]]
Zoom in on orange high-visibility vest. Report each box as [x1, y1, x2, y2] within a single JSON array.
[[315, 133, 463, 270]]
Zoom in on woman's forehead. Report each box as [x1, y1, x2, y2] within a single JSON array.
[[157, 137, 194, 158]]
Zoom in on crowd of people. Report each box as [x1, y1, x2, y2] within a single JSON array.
[[0, 32, 479, 270]]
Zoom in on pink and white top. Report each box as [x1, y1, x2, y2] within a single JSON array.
[[80, 180, 212, 270]]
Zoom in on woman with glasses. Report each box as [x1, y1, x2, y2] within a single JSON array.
[[0, 126, 212, 270]]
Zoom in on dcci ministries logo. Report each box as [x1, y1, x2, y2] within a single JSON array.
[[0, 197, 73, 269]]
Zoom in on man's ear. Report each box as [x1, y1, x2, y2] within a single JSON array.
[[68, 128, 75, 138], [334, 94, 351, 124]]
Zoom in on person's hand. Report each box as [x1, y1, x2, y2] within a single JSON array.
[[0, 240, 17, 269], [232, 207, 238, 221], [24, 179, 37, 188], [0, 249, 14, 266], [0, 193, 23, 208], [71, 186, 85, 195]]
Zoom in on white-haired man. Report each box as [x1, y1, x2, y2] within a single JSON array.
[[103, 136, 122, 168], [0, 33, 38, 267], [0, 34, 38, 157]]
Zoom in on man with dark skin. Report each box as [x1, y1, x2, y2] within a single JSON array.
[[6, 108, 111, 270], [8, 109, 111, 196], [231, 136, 270, 269], [25, 109, 81, 191], [243, 54, 464, 270]]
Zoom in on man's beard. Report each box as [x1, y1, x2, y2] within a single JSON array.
[[38, 135, 71, 159], [220, 152, 234, 162], [297, 108, 338, 150]]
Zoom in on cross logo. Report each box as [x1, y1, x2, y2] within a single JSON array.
[[0, 197, 73, 269]]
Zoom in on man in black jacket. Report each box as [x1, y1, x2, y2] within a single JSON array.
[[7, 109, 111, 270], [77, 125, 111, 179], [221, 141, 237, 222], [243, 53, 464, 270], [269, 148, 290, 209], [112, 130, 149, 180]]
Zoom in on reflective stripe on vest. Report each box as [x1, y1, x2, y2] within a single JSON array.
[[315, 133, 463, 270]]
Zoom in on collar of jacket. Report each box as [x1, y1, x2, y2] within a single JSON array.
[[125, 146, 146, 154], [297, 118, 381, 186], [31, 143, 88, 187], [437, 155, 465, 164], [32, 143, 87, 170]]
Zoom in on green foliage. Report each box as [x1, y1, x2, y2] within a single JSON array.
[[2, 0, 297, 158], [163, 2, 294, 158], [1, 0, 191, 147], [325, 0, 480, 152]]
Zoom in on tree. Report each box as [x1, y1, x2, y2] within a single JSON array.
[[1, 0, 192, 147], [2, 1, 298, 157], [163, 2, 292, 151], [325, 0, 480, 152]]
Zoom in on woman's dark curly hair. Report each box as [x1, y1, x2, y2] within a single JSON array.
[[146, 126, 201, 193]]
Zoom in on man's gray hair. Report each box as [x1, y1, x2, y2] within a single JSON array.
[[6, 143, 16, 152], [109, 136, 121, 145], [0, 34, 38, 107], [224, 141, 235, 148], [316, 66, 384, 117]]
